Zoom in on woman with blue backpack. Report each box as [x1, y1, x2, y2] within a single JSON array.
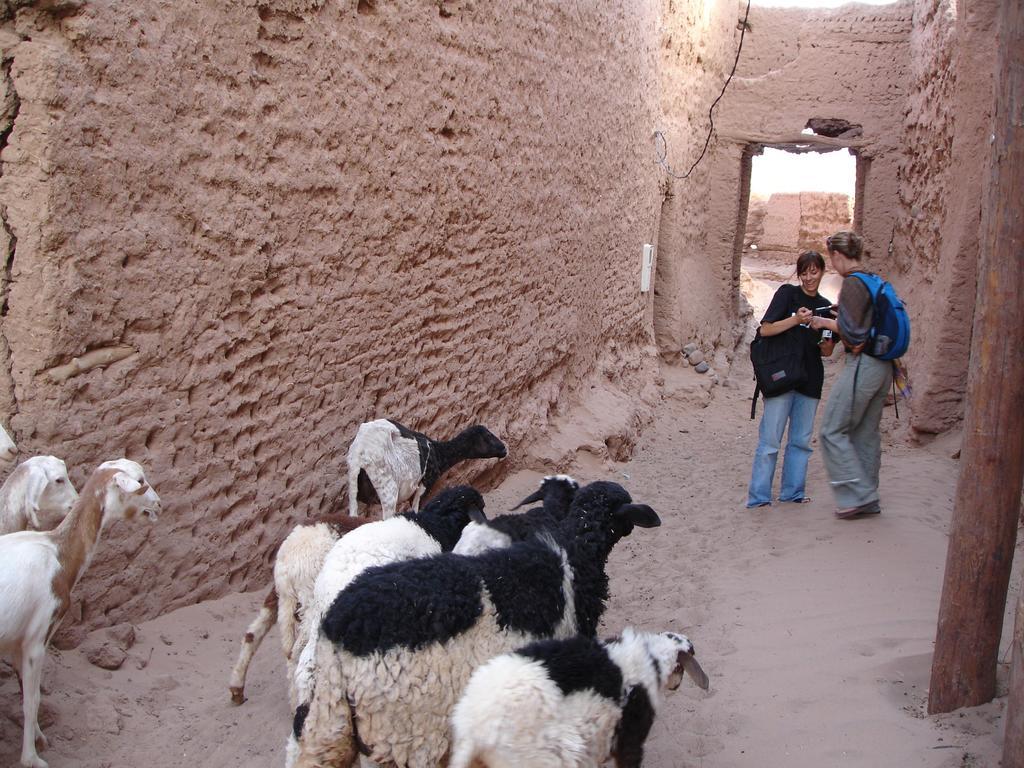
[[746, 250, 837, 508], [812, 230, 909, 520]]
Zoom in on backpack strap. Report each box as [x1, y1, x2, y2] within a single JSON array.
[[850, 271, 881, 350], [751, 382, 760, 420], [891, 360, 900, 419]]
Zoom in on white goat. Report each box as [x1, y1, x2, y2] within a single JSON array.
[[0, 456, 79, 536], [347, 419, 506, 519], [229, 514, 372, 705], [0, 459, 161, 768], [0, 424, 16, 468], [450, 628, 710, 768]]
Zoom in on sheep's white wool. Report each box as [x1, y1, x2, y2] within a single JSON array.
[[291, 592, 547, 768], [290, 516, 449, 714], [449, 654, 619, 768], [0, 456, 79, 535], [291, 535, 577, 768], [450, 628, 707, 768], [452, 521, 512, 556], [347, 420, 423, 518]]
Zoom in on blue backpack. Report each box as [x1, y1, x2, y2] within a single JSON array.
[[851, 272, 910, 360]]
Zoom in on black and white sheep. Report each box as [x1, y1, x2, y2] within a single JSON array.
[[453, 474, 578, 556], [346, 419, 506, 519], [289, 485, 487, 709], [0, 456, 79, 536], [288, 481, 660, 768], [229, 514, 372, 706], [450, 627, 710, 768]]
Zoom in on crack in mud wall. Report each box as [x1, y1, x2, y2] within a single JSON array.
[[0, 49, 18, 420]]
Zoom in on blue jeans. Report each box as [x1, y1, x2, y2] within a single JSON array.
[[747, 391, 821, 507]]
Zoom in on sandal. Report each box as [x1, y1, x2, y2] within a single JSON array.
[[835, 501, 881, 519]]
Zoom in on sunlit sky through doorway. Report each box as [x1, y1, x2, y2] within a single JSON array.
[[750, 148, 856, 197]]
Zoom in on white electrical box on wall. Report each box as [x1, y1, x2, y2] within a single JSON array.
[[640, 244, 655, 293]]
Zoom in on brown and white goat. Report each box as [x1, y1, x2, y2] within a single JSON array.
[[0, 459, 161, 768], [228, 513, 371, 705]]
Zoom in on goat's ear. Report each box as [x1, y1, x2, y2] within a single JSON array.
[[617, 503, 661, 528], [678, 649, 710, 691], [132, 482, 150, 496], [511, 487, 544, 510], [21, 469, 48, 528], [114, 473, 143, 494]]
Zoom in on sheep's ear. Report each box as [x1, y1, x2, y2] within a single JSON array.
[[617, 503, 661, 528], [468, 506, 488, 524], [114, 473, 143, 494], [511, 487, 544, 510], [678, 650, 710, 691]]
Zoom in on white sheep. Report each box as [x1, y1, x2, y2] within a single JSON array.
[[347, 419, 506, 518], [0, 459, 161, 768], [0, 424, 16, 468], [0, 456, 79, 536], [288, 481, 661, 768], [229, 514, 372, 706], [450, 627, 710, 768]]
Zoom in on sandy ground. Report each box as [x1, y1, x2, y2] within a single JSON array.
[[2, 264, 1020, 767]]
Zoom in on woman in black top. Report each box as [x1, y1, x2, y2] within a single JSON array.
[[746, 250, 837, 507]]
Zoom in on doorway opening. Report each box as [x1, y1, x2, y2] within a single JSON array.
[[737, 141, 861, 321]]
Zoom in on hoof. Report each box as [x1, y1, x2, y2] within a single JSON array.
[[230, 687, 246, 705]]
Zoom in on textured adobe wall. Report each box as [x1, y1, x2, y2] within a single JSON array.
[[744, 191, 851, 258], [893, 0, 996, 435], [0, 0, 692, 632]]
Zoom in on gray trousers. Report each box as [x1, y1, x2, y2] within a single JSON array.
[[819, 353, 893, 509]]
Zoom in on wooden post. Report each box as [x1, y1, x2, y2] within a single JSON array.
[[1005, 579, 1024, 767], [927, 0, 1024, 715]]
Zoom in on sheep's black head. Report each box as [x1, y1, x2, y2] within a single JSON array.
[[422, 485, 487, 526], [511, 474, 579, 512], [566, 481, 660, 542], [457, 424, 508, 460]]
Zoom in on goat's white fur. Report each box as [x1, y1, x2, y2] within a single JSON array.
[[346, 420, 423, 519], [0, 456, 79, 536], [0, 459, 160, 768]]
